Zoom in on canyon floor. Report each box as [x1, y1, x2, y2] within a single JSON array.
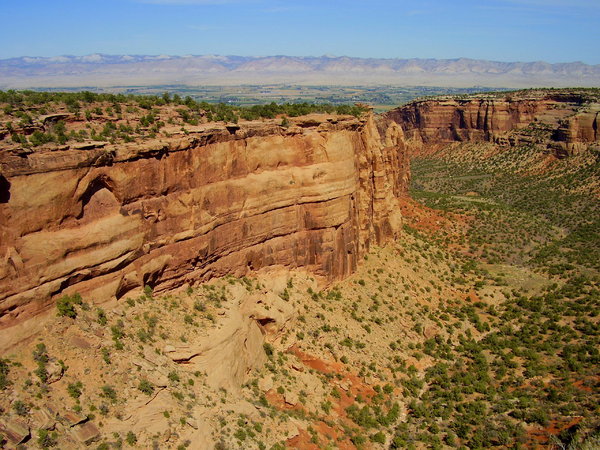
[[0, 90, 599, 449]]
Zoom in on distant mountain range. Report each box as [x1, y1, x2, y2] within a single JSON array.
[[1, 54, 598, 88]]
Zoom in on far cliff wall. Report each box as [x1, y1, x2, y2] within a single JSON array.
[[0, 114, 408, 327], [385, 92, 599, 153]]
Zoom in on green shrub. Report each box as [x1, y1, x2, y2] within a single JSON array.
[[263, 343, 274, 358], [100, 385, 117, 402], [371, 431, 386, 444], [13, 400, 29, 416], [193, 300, 205, 312], [29, 130, 54, 147], [56, 293, 83, 318], [34, 364, 48, 383], [125, 431, 137, 446], [0, 359, 10, 390], [37, 429, 58, 448], [138, 379, 154, 395], [32, 343, 49, 383], [67, 381, 83, 399], [101, 347, 111, 365], [96, 308, 107, 326], [234, 429, 247, 441]]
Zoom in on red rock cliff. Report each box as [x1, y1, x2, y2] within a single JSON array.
[[385, 91, 600, 152], [0, 114, 408, 327]]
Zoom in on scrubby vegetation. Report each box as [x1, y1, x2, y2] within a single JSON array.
[[411, 141, 600, 273], [401, 140, 600, 448], [413, 87, 600, 103], [0, 89, 368, 149]]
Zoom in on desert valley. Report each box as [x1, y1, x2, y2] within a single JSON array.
[[0, 85, 598, 449]]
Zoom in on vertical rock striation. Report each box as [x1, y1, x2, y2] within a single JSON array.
[[385, 91, 600, 155]]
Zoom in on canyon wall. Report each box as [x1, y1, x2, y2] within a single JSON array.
[[0, 114, 409, 328], [385, 92, 599, 153]]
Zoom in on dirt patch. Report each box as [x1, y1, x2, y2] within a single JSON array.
[[398, 196, 471, 237], [264, 389, 306, 413], [287, 424, 359, 450], [526, 417, 583, 447], [286, 345, 379, 447], [288, 345, 375, 402], [286, 429, 322, 450]]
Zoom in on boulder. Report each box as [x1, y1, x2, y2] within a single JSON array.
[[284, 391, 299, 406], [71, 421, 100, 445], [0, 418, 29, 444], [46, 360, 64, 384]]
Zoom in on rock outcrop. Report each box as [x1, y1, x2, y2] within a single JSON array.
[[385, 91, 600, 155], [164, 283, 295, 393], [0, 114, 409, 328]]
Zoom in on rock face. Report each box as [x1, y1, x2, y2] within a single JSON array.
[[385, 91, 600, 154], [0, 114, 409, 328]]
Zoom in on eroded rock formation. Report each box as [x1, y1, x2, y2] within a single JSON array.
[[0, 114, 409, 327], [385, 91, 600, 155]]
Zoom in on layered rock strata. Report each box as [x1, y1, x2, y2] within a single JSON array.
[[0, 114, 409, 327], [385, 92, 599, 155]]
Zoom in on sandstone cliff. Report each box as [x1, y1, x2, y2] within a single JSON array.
[[385, 90, 600, 155], [0, 114, 408, 327]]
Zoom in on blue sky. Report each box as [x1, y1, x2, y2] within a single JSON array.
[[1, 0, 599, 63]]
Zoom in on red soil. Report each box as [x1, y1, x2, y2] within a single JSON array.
[[283, 345, 382, 450], [398, 197, 471, 238], [526, 417, 583, 448]]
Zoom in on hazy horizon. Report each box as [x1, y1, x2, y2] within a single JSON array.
[[2, 0, 599, 65], [2, 52, 598, 66], [2, 54, 599, 89]]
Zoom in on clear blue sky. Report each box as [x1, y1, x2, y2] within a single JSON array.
[[2, 0, 599, 64]]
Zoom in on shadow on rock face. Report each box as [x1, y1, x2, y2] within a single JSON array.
[[0, 175, 10, 204], [76, 176, 119, 220]]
